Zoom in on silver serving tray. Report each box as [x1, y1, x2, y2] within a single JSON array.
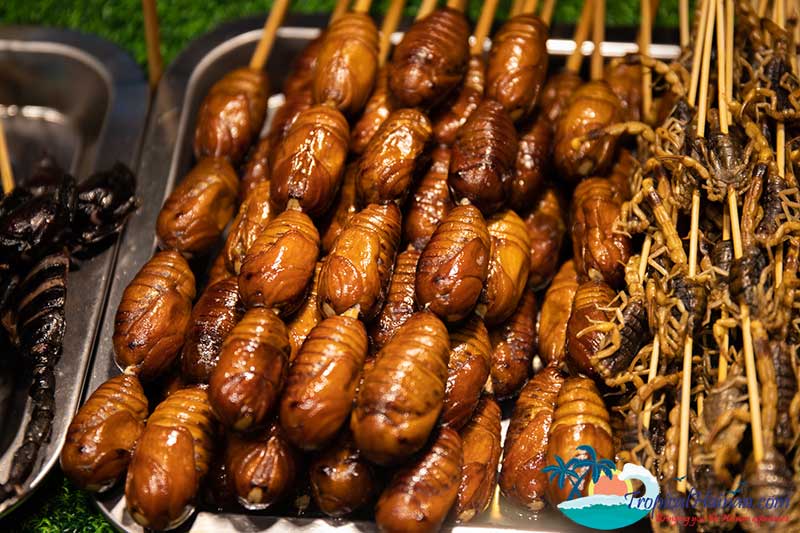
[[0, 26, 148, 517], [88, 16, 680, 532]]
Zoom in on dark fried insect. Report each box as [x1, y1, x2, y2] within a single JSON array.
[[537, 71, 582, 125], [283, 32, 324, 97], [489, 289, 537, 399], [370, 247, 421, 351], [431, 55, 485, 146], [72, 163, 139, 249], [442, 315, 492, 430], [539, 261, 579, 366], [224, 180, 273, 274], [525, 188, 566, 290], [566, 280, 616, 379], [320, 162, 358, 254], [729, 245, 769, 314], [238, 136, 271, 202], [286, 263, 323, 362], [351, 68, 393, 155], [403, 146, 453, 251], [770, 340, 798, 450], [604, 61, 642, 122], [512, 117, 552, 212], [309, 431, 377, 517]]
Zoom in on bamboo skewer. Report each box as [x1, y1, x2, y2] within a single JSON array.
[[775, 0, 786, 286], [718, 207, 731, 382], [250, 0, 292, 70], [725, 0, 733, 123], [566, 0, 595, 73], [379, 0, 407, 64], [446, 0, 468, 11], [0, 121, 14, 195], [688, 0, 710, 106], [715, 0, 728, 133], [590, 0, 605, 81], [331, 0, 351, 21], [540, 0, 557, 25], [511, 0, 526, 17], [353, 0, 373, 13], [523, 0, 540, 15], [141, 0, 163, 90], [640, 0, 653, 123], [416, 0, 439, 20], [680, 0, 690, 48], [471, 0, 501, 55], [695, 0, 715, 137]]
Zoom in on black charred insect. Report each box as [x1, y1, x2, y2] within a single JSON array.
[[72, 163, 139, 251], [601, 299, 649, 378], [25, 155, 68, 196], [669, 272, 707, 336], [755, 173, 787, 239], [711, 240, 734, 274], [729, 246, 769, 312], [771, 341, 798, 451]]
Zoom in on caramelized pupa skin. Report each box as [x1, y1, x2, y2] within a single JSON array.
[[283, 33, 324, 97], [512, 117, 552, 213], [604, 62, 642, 122], [124, 387, 215, 531], [313, 13, 379, 116], [156, 157, 238, 256], [606, 148, 637, 201], [61, 374, 148, 492], [538, 260, 579, 365], [238, 209, 320, 314], [455, 397, 502, 522], [415, 204, 491, 322], [566, 280, 616, 378], [403, 146, 453, 251], [388, 7, 470, 109], [208, 308, 290, 432], [375, 427, 463, 533], [224, 180, 274, 274], [318, 203, 402, 320], [286, 262, 323, 362], [225, 422, 298, 510], [279, 316, 368, 450], [351, 68, 393, 155], [270, 104, 349, 219], [431, 55, 486, 146], [267, 89, 313, 150], [193, 67, 268, 164], [545, 377, 614, 505], [238, 136, 271, 203], [351, 311, 450, 465], [499, 365, 564, 510], [180, 277, 245, 383], [486, 14, 549, 122], [320, 163, 359, 254], [207, 249, 233, 288], [114, 250, 196, 381], [442, 315, 492, 430], [481, 209, 532, 326], [370, 247, 420, 351], [449, 99, 518, 214], [489, 289, 537, 399], [553, 80, 622, 182], [537, 71, 582, 125], [570, 177, 631, 288], [356, 108, 433, 205], [309, 431, 377, 517], [525, 188, 566, 290]]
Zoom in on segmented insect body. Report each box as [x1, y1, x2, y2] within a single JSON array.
[[431, 56, 485, 146], [403, 146, 454, 251], [525, 188, 566, 291], [566, 280, 616, 379], [770, 340, 799, 450], [455, 397, 502, 522], [309, 431, 377, 517], [370, 248, 420, 351], [539, 261, 579, 366], [489, 289, 537, 399], [442, 315, 492, 430]]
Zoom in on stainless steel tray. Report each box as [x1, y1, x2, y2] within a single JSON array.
[[0, 26, 148, 516], [88, 15, 680, 532]]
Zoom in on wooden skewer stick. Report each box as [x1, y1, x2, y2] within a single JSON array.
[[715, 0, 728, 134], [725, 0, 733, 123], [718, 206, 731, 382], [379, 0, 407, 65], [688, 0, 710, 106], [523, 0, 540, 15], [679, 0, 690, 48], [250, 0, 292, 71], [640, 0, 653, 123], [470, 0, 500, 55], [141, 0, 163, 90], [638, 235, 660, 431], [757, 0, 769, 17], [0, 120, 14, 195], [695, 0, 715, 138], [446, 0, 468, 11], [416, 0, 439, 20], [541, 0, 557, 25], [590, 0, 605, 81], [775, 0, 786, 287], [331, 0, 351, 21], [728, 190, 765, 465], [566, 0, 595, 73], [352, 0, 373, 14], [510, 0, 526, 17]]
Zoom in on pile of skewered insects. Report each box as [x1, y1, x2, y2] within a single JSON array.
[[0, 156, 138, 503], [60, 0, 800, 530]]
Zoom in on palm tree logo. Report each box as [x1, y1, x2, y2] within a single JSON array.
[[543, 445, 615, 500]]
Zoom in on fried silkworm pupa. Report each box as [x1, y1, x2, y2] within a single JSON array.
[[194, 67, 268, 164], [455, 397, 502, 522], [61, 374, 148, 492], [280, 316, 368, 450], [566, 280, 616, 378], [388, 7, 470, 109], [209, 308, 290, 432], [239, 135, 271, 202], [180, 277, 245, 383], [481, 209, 532, 326], [226, 422, 298, 510], [512, 117, 552, 213], [545, 377, 614, 505], [125, 386, 215, 531], [571, 177, 631, 288], [351, 311, 450, 465], [207, 249, 233, 288], [156, 157, 238, 256], [486, 14, 549, 122], [283, 32, 324, 96], [553, 80, 622, 182], [538, 261, 579, 366], [224, 181, 273, 274], [356, 108, 433, 205], [286, 263, 323, 363], [489, 288, 537, 399], [320, 163, 359, 254], [270, 104, 349, 219], [442, 315, 492, 430], [267, 89, 313, 150], [604, 61, 642, 122], [313, 13, 379, 116], [606, 148, 637, 200], [318, 203, 402, 320], [449, 99, 518, 215], [525, 188, 566, 290], [537, 71, 582, 125], [370, 247, 421, 351], [500, 365, 564, 510], [403, 146, 453, 251], [416, 204, 491, 323], [309, 431, 377, 517], [350, 67, 393, 155], [431, 55, 485, 146], [238, 209, 320, 314], [375, 427, 462, 533], [114, 250, 196, 381]]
